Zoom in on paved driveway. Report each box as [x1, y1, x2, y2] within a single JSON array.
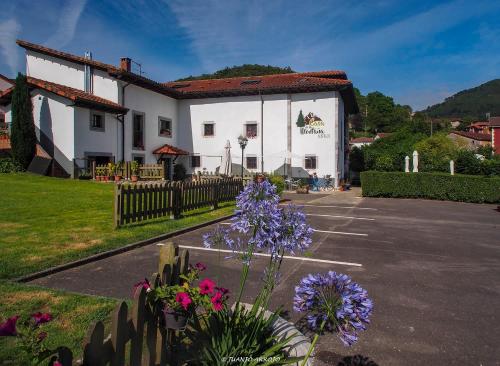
[[31, 189, 500, 365]]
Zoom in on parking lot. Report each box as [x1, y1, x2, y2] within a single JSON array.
[[31, 189, 500, 365]]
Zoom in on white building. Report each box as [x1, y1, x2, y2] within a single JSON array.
[[1, 40, 358, 186]]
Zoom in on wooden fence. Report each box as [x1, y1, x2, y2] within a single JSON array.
[[114, 178, 243, 227], [94, 161, 168, 180], [54, 243, 189, 366]]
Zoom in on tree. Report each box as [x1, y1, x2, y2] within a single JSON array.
[[10, 73, 36, 169], [296, 110, 305, 127], [177, 64, 295, 81]]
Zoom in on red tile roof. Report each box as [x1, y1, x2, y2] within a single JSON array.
[[376, 133, 392, 138], [469, 121, 489, 128], [17, 39, 119, 72], [15, 39, 359, 113], [489, 117, 500, 127], [0, 76, 128, 114], [350, 137, 374, 143], [450, 131, 492, 141], [0, 74, 13, 85], [152, 144, 190, 156]]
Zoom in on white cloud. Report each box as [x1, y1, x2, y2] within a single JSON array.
[[0, 18, 21, 75], [46, 0, 87, 48]]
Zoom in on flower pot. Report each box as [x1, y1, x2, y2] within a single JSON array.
[[114, 175, 122, 182], [162, 309, 188, 330], [296, 187, 309, 194], [131, 175, 139, 183], [95, 176, 101, 181]]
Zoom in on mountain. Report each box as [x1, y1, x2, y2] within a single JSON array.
[[422, 79, 500, 120], [176, 64, 295, 81]]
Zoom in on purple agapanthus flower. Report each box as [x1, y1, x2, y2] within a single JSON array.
[[271, 204, 313, 258], [202, 225, 234, 250], [231, 181, 282, 250], [294, 271, 373, 346]]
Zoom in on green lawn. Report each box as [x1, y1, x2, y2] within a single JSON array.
[[0, 281, 119, 365], [0, 173, 235, 279]]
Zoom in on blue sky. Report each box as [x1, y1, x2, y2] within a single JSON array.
[[0, 0, 499, 110]]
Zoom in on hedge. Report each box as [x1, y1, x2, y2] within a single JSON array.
[[360, 171, 500, 203]]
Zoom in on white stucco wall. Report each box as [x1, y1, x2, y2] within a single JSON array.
[[31, 90, 75, 174], [26, 51, 119, 102], [178, 91, 341, 181], [123, 84, 179, 163], [74, 107, 120, 163]]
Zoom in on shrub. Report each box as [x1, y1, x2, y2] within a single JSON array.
[[414, 133, 458, 172], [173, 163, 186, 181], [360, 171, 500, 203], [373, 155, 394, 171], [268, 175, 285, 195], [455, 149, 482, 175], [349, 146, 365, 172], [0, 158, 23, 173]]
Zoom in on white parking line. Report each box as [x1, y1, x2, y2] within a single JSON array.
[[220, 222, 367, 236], [313, 229, 368, 237], [306, 213, 375, 221], [301, 204, 377, 210], [156, 244, 362, 267]]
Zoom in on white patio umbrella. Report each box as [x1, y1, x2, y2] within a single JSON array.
[[221, 140, 232, 176]]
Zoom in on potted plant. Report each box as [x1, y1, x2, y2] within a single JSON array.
[[114, 161, 123, 182], [105, 162, 114, 182], [296, 180, 309, 194], [130, 160, 139, 183], [144, 262, 228, 330]]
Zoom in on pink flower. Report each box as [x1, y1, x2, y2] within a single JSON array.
[[195, 262, 207, 271], [211, 292, 224, 311], [0, 315, 19, 336], [32, 312, 52, 326], [133, 278, 151, 295], [199, 278, 216, 295], [52, 361, 62, 366], [175, 292, 192, 311]]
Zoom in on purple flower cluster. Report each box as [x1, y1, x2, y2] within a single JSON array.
[[231, 180, 282, 250], [294, 271, 373, 346], [272, 204, 314, 257], [203, 225, 234, 250]]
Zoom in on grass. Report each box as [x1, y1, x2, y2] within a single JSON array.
[[0, 173, 235, 279], [0, 281, 119, 365]]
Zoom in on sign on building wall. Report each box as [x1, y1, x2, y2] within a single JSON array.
[[296, 110, 330, 139]]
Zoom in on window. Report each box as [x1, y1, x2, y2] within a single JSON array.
[[0, 111, 5, 130], [90, 112, 104, 131], [158, 117, 172, 137], [305, 155, 317, 170], [203, 123, 215, 137], [132, 155, 144, 164], [245, 123, 258, 138], [133, 112, 145, 150], [191, 155, 201, 168], [246, 156, 257, 170]]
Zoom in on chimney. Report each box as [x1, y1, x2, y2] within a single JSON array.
[[120, 57, 131, 72]]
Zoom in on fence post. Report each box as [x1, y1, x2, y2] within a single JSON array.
[[114, 184, 122, 228], [212, 179, 219, 210], [91, 160, 96, 180]]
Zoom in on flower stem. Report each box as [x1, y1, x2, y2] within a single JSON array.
[[235, 226, 257, 304], [300, 319, 326, 366]]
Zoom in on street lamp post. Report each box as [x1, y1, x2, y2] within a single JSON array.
[[238, 135, 248, 179]]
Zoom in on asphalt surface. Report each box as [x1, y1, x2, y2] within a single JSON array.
[[30, 189, 500, 365]]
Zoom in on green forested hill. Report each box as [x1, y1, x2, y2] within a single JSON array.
[[176, 64, 295, 81], [423, 79, 500, 119]]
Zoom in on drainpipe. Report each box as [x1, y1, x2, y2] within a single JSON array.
[[260, 91, 264, 173], [120, 82, 130, 161]]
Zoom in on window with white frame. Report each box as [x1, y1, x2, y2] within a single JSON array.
[[246, 156, 257, 170], [191, 155, 201, 168], [245, 122, 258, 138], [305, 155, 317, 169], [203, 122, 215, 137], [90, 111, 105, 131], [158, 117, 172, 137]]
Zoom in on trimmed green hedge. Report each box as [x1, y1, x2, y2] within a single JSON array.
[[361, 171, 500, 203]]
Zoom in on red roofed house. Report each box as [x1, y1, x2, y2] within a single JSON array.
[[490, 117, 500, 155], [0, 40, 358, 184], [448, 131, 492, 149], [350, 137, 374, 148], [466, 121, 491, 134]]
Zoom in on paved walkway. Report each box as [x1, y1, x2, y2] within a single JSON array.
[[30, 190, 500, 365]]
